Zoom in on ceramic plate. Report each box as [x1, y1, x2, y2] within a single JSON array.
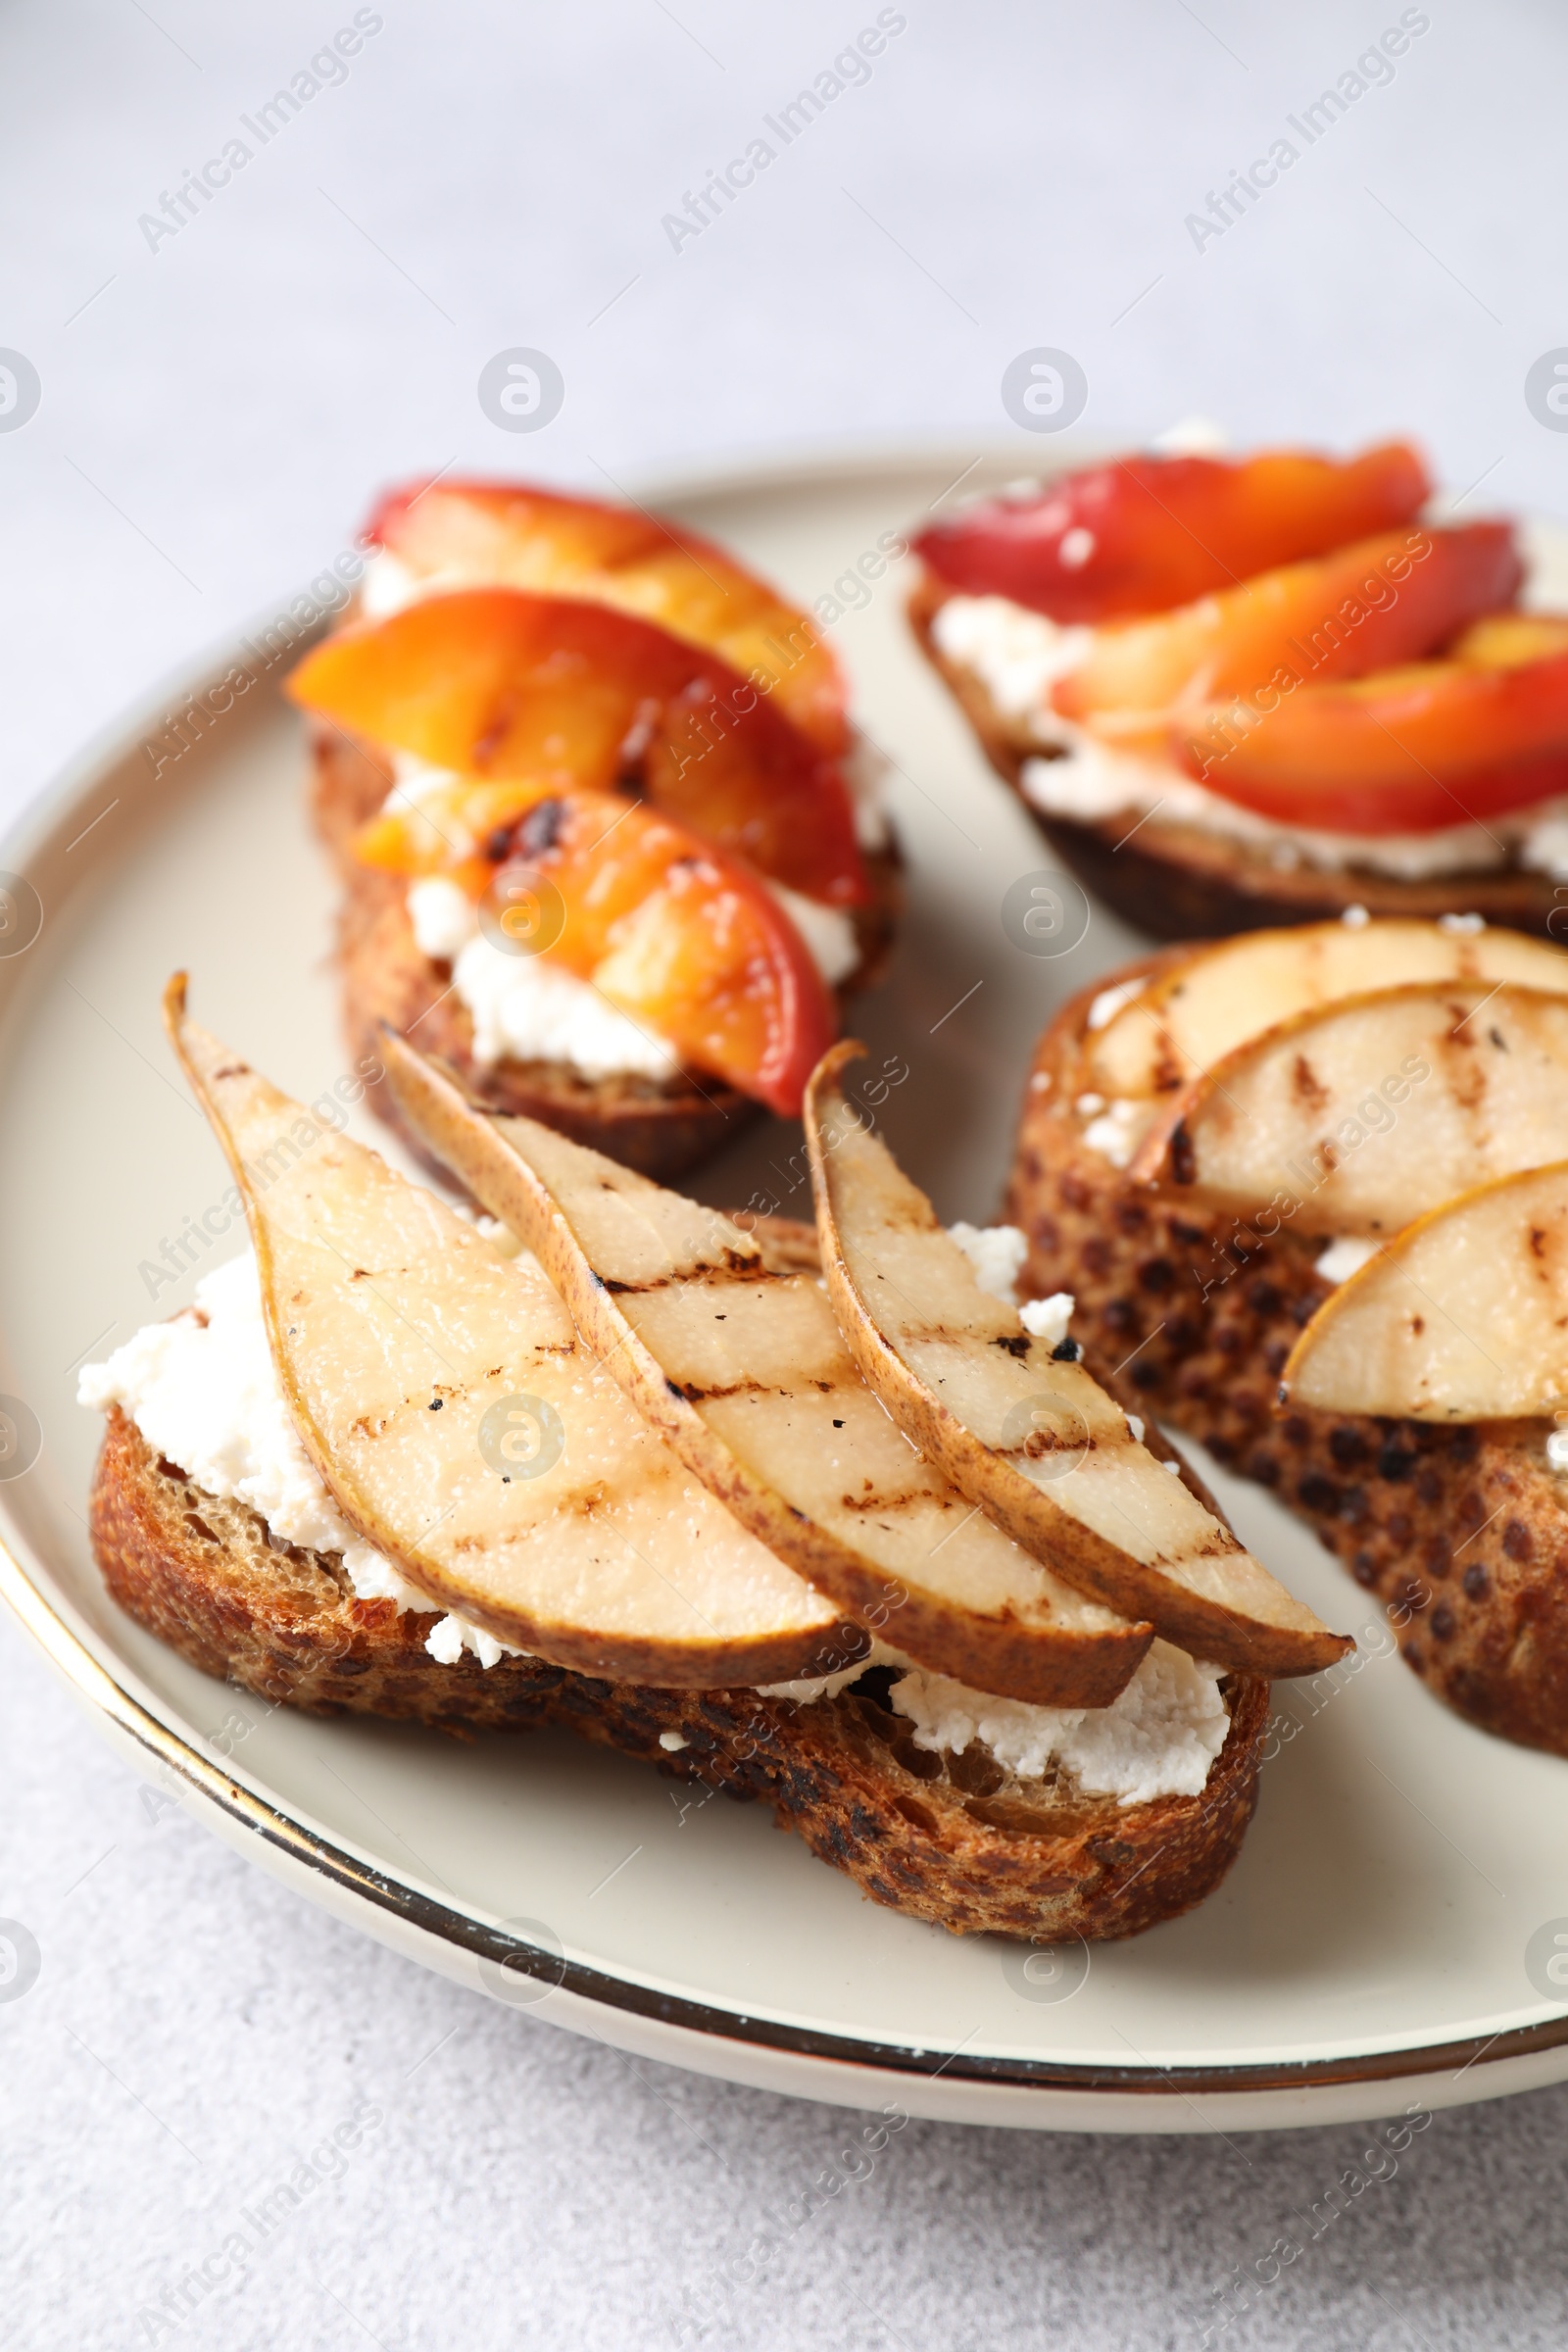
[[6, 444, 1568, 2134]]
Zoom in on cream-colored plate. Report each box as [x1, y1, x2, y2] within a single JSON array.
[[5, 444, 1568, 2134]]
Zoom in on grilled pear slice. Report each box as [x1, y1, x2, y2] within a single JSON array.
[[381, 1033, 1152, 1708], [1283, 1159, 1568, 1420], [1086, 919, 1568, 1102], [164, 978, 855, 1686], [1131, 983, 1568, 1240], [805, 1044, 1350, 1679]]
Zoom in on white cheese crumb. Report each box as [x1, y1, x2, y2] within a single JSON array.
[[77, 1252, 526, 1669], [1074, 1091, 1106, 1116], [889, 1641, 1230, 1806], [1127, 1414, 1145, 1444], [1341, 902, 1370, 929], [658, 1731, 690, 1752], [947, 1221, 1029, 1304], [1163, 1458, 1182, 1474], [1439, 910, 1487, 934], [1315, 1235, 1382, 1287], [1086, 976, 1146, 1031], [1018, 1292, 1074, 1348], [1081, 1098, 1149, 1168], [1546, 1429, 1568, 1474]]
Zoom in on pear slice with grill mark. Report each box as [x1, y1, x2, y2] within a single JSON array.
[[1282, 1159, 1568, 1421], [1130, 982, 1568, 1240], [1086, 919, 1568, 1102], [164, 978, 856, 1687], [381, 1031, 1152, 1708], [804, 1044, 1351, 1679]]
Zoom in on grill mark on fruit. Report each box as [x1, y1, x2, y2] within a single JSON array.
[[1168, 1120, 1196, 1187], [1292, 1054, 1328, 1110], [605, 1254, 778, 1296], [835, 1484, 932, 1515], [675, 1376, 781, 1402]]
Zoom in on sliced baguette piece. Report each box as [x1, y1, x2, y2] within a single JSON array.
[[1282, 1160, 1568, 1420], [311, 725, 903, 1184], [90, 1400, 1268, 1943], [1005, 954, 1568, 1757], [907, 568, 1567, 942], [380, 1033, 1153, 1709], [164, 979, 855, 1687], [805, 1044, 1350, 1679]]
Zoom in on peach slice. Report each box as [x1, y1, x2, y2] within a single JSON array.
[[289, 590, 868, 908], [913, 439, 1431, 622], [368, 476, 850, 758], [1053, 522, 1521, 736], [1173, 613, 1568, 832]]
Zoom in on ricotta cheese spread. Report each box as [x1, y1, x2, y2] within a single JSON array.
[[399, 746, 860, 1088], [931, 591, 1568, 881], [888, 1641, 1230, 1806], [77, 1253, 525, 1671], [405, 866, 857, 1084], [408, 878, 683, 1083]]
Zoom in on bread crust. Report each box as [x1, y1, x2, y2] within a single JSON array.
[[311, 728, 904, 1183], [908, 572, 1566, 943], [87, 1402, 1266, 1942], [1004, 958, 1568, 1755]]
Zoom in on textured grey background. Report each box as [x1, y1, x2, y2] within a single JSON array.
[[7, 2, 1568, 2345]]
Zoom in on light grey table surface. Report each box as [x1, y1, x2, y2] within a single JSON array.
[[6, 2, 1568, 2344]]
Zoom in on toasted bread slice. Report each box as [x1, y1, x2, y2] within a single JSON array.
[[89, 1401, 1267, 1942], [907, 570, 1562, 942], [1004, 958, 1568, 1756], [311, 727, 903, 1182]]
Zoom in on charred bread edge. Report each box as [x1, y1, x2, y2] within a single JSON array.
[[89, 1406, 1266, 1942], [1005, 952, 1568, 1756], [907, 569, 1564, 944], [311, 726, 904, 1182]]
